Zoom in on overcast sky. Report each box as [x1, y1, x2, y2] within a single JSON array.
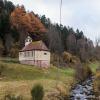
[[9, 0, 100, 42]]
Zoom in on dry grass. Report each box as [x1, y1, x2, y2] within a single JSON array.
[[0, 60, 75, 100], [93, 71, 100, 98], [89, 61, 100, 99], [0, 79, 74, 100], [88, 61, 100, 73]]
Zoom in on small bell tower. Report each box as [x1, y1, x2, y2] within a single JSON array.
[[25, 36, 32, 46]]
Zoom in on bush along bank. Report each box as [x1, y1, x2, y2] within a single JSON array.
[[69, 63, 96, 100], [93, 69, 100, 100]]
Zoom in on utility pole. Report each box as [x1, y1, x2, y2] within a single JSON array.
[[56, 0, 63, 87], [60, 0, 62, 26]]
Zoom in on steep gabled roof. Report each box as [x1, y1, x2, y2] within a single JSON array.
[[20, 41, 49, 51]]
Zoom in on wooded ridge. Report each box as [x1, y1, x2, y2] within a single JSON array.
[[0, 0, 100, 63]]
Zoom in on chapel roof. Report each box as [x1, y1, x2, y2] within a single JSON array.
[[20, 40, 49, 51]]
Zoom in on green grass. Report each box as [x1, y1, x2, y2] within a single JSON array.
[[0, 60, 75, 99], [0, 59, 99, 99], [89, 61, 100, 98], [0, 61, 75, 81], [88, 61, 100, 73]]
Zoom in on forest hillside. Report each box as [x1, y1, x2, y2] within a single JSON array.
[[0, 0, 100, 64]]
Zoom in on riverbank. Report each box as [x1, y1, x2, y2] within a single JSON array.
[[93, 70, 100, 100], [70, 76, 95, 100], [89, 61, 100, 100], [69, 61, 100, 100]]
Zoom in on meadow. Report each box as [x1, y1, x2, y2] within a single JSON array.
[[0, 59, 99, 100], [0, 60, 75, 99]]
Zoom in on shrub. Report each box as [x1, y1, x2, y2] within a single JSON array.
[[56, 84, 68, 100], [0, 64, 6, 76], [62, 51, 80, 64], [75, 63, 92, 82], [62, 51, 72, 63], [10, 48, 19, 58], [94, 71, 100, 98], [83, 65, 92, 78], [44, 84, 69, 100], [0, 40, 4, 56], [31, 84, 44, 100]]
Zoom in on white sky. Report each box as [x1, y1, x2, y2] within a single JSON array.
[[9, 0, 100, 42]]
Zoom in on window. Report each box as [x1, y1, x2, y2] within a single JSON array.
[[44, 52, 47, 55], [32, 51, 33, 56], [28, 51, 30, 57], [24, 52, 26, 57], [28, 51, 29, 56], [21, 52, 24, 56]]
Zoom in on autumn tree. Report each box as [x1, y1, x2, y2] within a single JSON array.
[[10, 6, 46, 47]]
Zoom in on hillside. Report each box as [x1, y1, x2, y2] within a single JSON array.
[[0, 0, 100, 64], [0, 59, 99, 99], [0, 60, 75, 99], [0, 0, 100, 100]]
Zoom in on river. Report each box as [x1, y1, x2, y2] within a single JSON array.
[[70, 76, 96, 100]]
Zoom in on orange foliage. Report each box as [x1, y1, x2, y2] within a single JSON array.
[[10, 6, 47, 33]]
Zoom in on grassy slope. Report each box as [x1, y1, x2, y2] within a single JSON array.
[[88, 61, 100, 73], [88, 61, 100, 98], [94, 71, 100, 98], [0, 60, 75, 99], [0, 60, 99, 99], [89, 61, 100, 98]]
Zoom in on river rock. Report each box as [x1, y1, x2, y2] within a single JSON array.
[[70, 76, 95, 100]]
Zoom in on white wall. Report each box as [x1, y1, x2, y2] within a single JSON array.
[[35, 50, 50, 61], [19, 50, 50, 61]]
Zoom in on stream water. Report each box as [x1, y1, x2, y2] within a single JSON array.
[[70, 77, 96, 100]]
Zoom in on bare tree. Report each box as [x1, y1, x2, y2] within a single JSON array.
[[94, 38, 100, 60], [76, 38, 87, 62], [47, 24, 63, 54], [66, 33, 76, 54]]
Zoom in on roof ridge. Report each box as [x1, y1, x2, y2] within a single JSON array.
[[20, 40, 49, 51]]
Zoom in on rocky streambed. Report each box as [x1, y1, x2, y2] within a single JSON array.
[[70, 77, 96, 100]]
